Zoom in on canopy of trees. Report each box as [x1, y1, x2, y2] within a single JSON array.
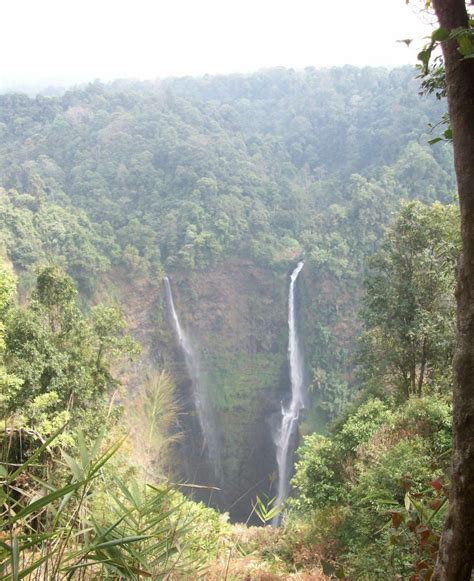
[[0, 67, 455, 287]]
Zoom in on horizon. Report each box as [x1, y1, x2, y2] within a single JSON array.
[[0, 62, 425, 96], [0, 0, 434, 93]]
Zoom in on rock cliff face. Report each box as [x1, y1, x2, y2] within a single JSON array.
[[168, 260, 290, 522], [107, 259, 357, 522]]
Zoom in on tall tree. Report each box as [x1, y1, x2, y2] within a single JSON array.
[[427, 1, 474, 579], [359, 201, 459, 398]]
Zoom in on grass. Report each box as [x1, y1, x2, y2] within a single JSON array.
[[205, 523, 328, 580]]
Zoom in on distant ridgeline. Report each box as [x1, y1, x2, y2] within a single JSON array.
[[0, 67, 455, 520]]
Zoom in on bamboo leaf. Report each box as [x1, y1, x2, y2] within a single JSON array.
[[92, 534, 152, 550], [7, 426, 66, 483], [11, 535, 19, 581], [11, 479, 87, 524]]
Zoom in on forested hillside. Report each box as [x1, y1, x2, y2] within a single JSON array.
[[0, 65, 460, 578], [0, 66, 453, 283]]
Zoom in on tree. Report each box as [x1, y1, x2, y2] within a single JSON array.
[[358, 201, 459, 397], [424, 1, 474, 579], [0, 261, 21, 416], [3, 267, 139, 438]]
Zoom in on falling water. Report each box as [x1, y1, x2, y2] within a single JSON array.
[[163, 276, 223, 483], [273, 261, 305, 526]]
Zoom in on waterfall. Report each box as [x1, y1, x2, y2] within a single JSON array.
[[163, 276, 223, 483], [273, 261, 305, 526]]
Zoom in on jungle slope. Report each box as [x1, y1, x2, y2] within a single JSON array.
[[0, 66, 456, 522]]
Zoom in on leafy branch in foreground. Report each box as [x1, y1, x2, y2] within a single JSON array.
[[0, 428, 197, 580], [413, 2, 474, 143]]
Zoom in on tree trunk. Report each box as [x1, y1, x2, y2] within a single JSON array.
[[431, 1, 474, 579], [410, 339, 417, 395], [417, 336, 427, 396]]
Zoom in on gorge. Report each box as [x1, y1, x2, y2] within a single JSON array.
[[0, 67, 455, 529], [163, 262, 308, 524]]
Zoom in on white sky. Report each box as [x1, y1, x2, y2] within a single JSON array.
[[0, 0, 435, 87]]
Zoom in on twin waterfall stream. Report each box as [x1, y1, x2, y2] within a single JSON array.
[[163, 276, 223, 484], [164, 262, 306, 526], [272, 261, 305, 525]]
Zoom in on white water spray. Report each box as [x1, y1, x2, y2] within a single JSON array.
[[163, 276, 223, 483], [273, 261, 305, 525]]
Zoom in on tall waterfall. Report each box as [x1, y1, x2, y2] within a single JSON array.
[[163, 276, 223, 483], [273, 261, 305, 526]]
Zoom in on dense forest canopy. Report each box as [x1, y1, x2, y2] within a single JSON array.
[[0, 66, 454, 288]]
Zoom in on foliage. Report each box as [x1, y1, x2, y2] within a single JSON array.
[[291, 434, 346, 511], [290, 394, 452, 578], [383, 473, 449, 581], [0, 428, 216, 580], [168, 492, 230, 559], [357, 200, 460, 397], [2, 266, 139, 440], [335, 398, 393, 452], [253, 495, 280, 525], [0, 68, 455, 281], [126, 370, 180, 478], [0, 262, 21, 414], [0, 261, 15, 316], [413, 2, 474, 146], [0, 188, 114, 294], [292, 399, 393, 512]]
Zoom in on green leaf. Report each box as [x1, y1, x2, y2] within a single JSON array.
[[457, 34, 474, 57], [11, 535, 19, 581], [62, 452, 82, 481], [417, 49, 432, 66], [89, 426, 106, 462], [7, 425, 66, 483], [404, 492, 411, 511], [87, 435, 126, 478], [431, 28, 449, 43], [92, 535, 151, 550], [443, 128, 453, 140], [11, 479, 87, 524], [77, 430, 89, 470], [253, 495, 280, 524]]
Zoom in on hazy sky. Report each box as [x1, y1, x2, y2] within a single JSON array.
[[1, 0, 434, 87]]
